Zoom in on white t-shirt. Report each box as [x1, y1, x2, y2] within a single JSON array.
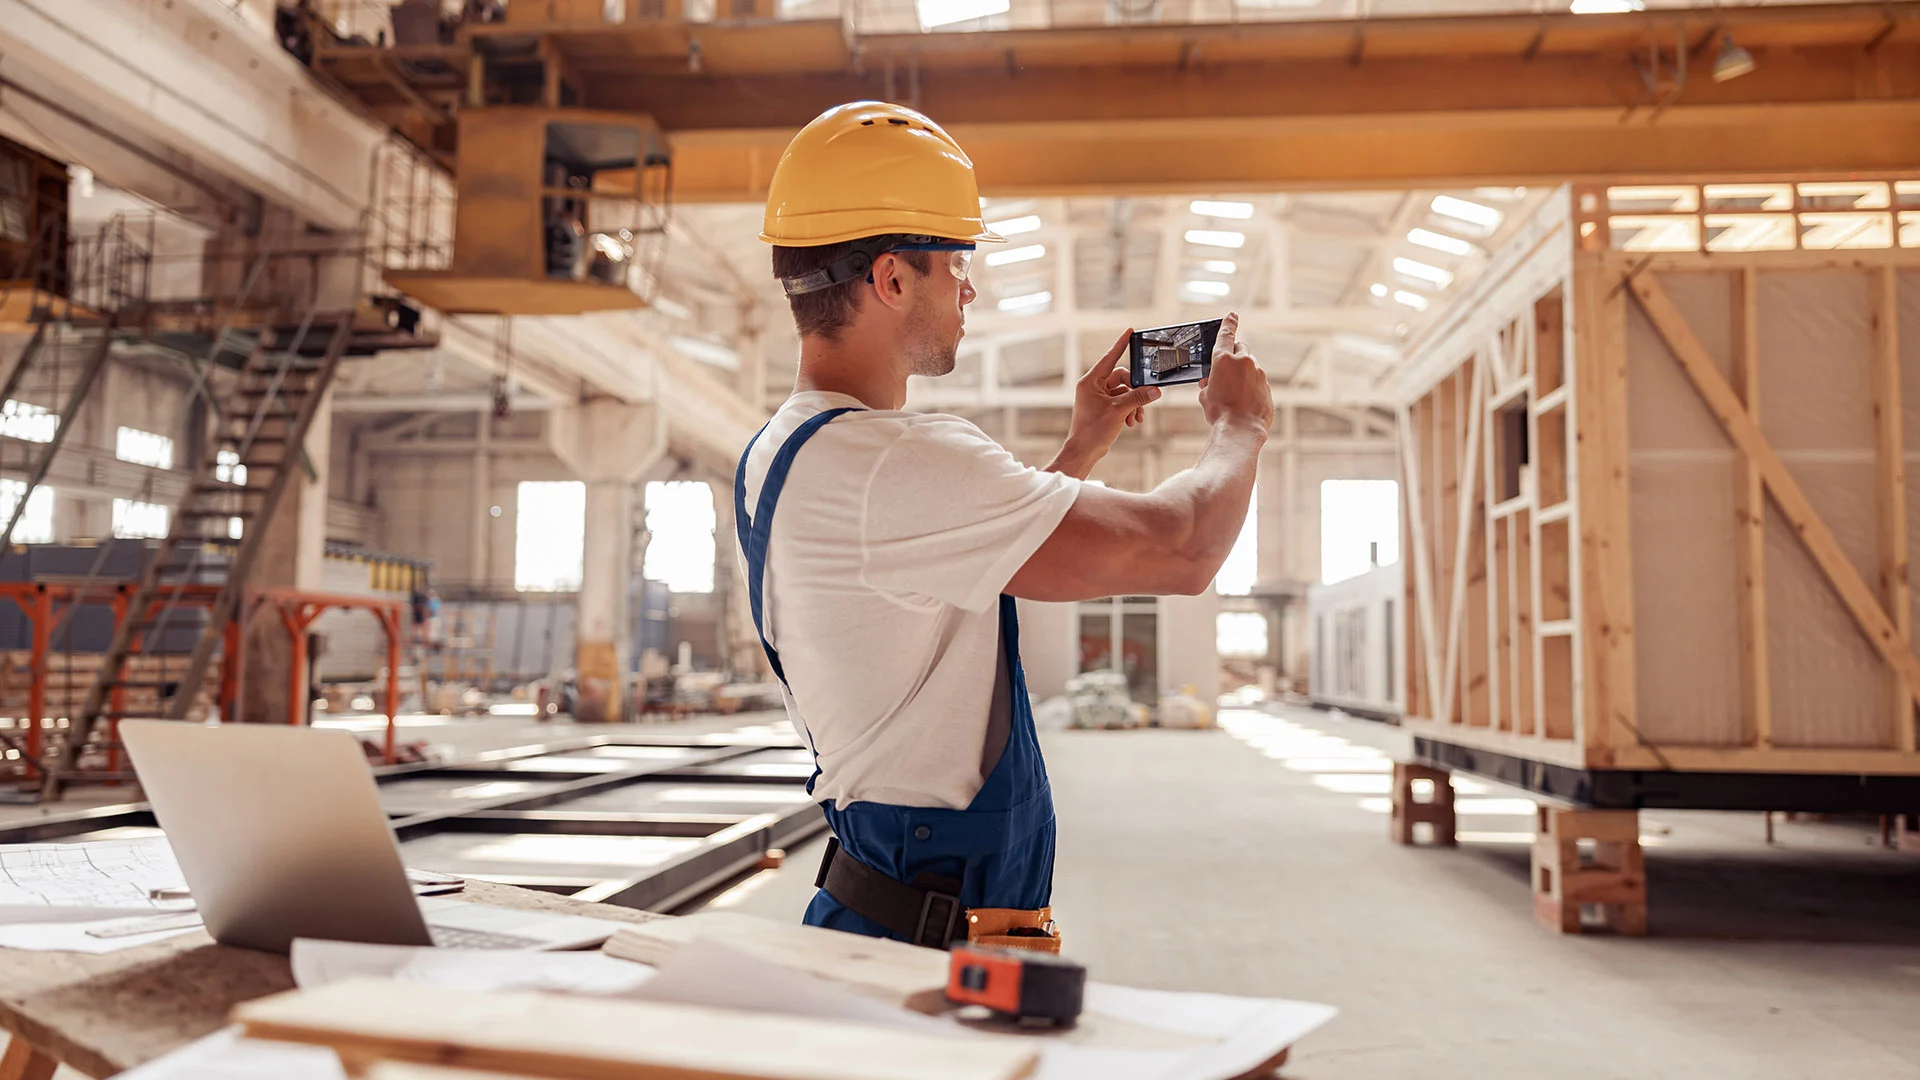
[[736, 391, 1081, 811]]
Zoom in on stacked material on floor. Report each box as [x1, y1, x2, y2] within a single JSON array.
[[0, 650, 217, 720], [1063, 671, 1147, 730]]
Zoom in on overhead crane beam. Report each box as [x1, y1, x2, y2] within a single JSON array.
[[313, 5, 1920, 197], [441, 3, 1920, 199]]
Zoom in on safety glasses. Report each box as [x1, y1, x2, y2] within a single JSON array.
[[884, 242, 974, 282]]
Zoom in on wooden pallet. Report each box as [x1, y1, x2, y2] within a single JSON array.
[[1532, 806, 1646, 936]]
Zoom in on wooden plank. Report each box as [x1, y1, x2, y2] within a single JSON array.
[[1627, 271, 1920, 713], [0, 1040, 56, 1080], [1494, 514, 1513, 732], [1730, 266, 1772, 750], [1606, 743, 1920, 775], [1399, 400, 1445, 718], [1436, 372, 1460, 722], [236, 979, 1037, 1080], [1872, 264, 1915, 753], [1574, 261, 1638, 767], [1440, 358, 1490, 727], [1514, 507, 1537, 736], [1401, 463, 1424, 717]]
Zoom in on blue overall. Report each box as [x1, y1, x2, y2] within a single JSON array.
[[734, 407, 1056, 943]]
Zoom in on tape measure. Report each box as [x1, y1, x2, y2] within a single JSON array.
[[945, 943, 1086, 1026]]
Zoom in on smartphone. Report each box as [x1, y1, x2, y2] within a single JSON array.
[[1129, 318, 1222, 389]]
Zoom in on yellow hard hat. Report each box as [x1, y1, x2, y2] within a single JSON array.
[[760, 102, 1004, 247]]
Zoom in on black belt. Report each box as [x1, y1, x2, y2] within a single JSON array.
[[815, 836, 966, 949]]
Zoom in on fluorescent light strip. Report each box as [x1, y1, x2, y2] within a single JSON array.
[[1184, 280, 1231, 297], [1202, 260, 1237, 274], [1570, 0, 1643, 11], [917, 0, 1010, 29], [986, 214, 1042, 235], [1369, 283, 1388, 298], [1185, 229, 1246, 249], [1430, 195, 1502, 229], [984, 244, 1046, 267], [1190, 200, 1255, 220], [997, 290, 1052, 312], [1393, 290, 1429, 311], [1407, 228, 1474, 257], [1392, 256, 1454, 289]]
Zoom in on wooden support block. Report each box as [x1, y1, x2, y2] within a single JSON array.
[[1896, 814, 1920, 855], [1389, 762, 1456, 846], [1531, 806, 1646, 936], [0, 1039, 57, 1080]]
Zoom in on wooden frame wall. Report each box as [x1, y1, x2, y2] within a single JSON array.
[[1399, 186, 1920, 776]]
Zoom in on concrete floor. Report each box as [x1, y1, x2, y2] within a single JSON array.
[[9, 704, 1920, 1077], [704, 705, 1920, 1079]]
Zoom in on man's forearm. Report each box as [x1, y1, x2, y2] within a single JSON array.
[[1153, 417, 1267, 568]]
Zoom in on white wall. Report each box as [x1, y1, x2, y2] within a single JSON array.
[[1306, 562, 1404, 717], [1017, 591, 1221, 705], [1015, 598, 1075, 699]]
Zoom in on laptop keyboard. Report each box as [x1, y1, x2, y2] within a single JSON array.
[[428, 924, 546, 950]]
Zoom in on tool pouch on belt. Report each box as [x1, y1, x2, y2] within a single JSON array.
[[966, 907, 1062, 954], [817, 838, 1062, 951]]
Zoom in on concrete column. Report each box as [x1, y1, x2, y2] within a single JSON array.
[[240, 387, 332, 723], [548, 400, 667, 723]]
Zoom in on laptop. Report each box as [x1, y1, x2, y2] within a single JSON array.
[[120, 720, 623, 954]]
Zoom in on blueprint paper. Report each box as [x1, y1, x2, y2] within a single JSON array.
[[0, 839, 190, 911]]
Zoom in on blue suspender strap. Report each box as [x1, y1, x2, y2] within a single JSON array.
[[733, 407, 861, 688]]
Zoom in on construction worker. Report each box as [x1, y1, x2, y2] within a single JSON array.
[[736, 102, 1272, 949]]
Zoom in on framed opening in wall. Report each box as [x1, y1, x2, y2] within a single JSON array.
[[1076, 596, 1160, 705]]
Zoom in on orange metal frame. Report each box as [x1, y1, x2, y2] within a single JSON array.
[[0, 584, 405, 781], [244, 587, 406, 764]]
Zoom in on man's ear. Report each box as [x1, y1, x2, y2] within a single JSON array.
[[866, 252, 913, 314]]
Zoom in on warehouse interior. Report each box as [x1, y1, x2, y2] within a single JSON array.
[[0, 0, 1916, 1077]]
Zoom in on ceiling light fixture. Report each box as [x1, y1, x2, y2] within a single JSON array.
[[1393, 257, 1455, 289], [986, 214, 1042, 235], [1392, 290, 1430, 311], [1569, 0, 1642, 13], [1430, 195, 1502, 229], [1370, 283, 1388, 298], [671, 335, 740, 369], [1202, 260, 1238, 274], [985, 244, 1047, 267], [1185, 229, 1246, 249], [997, 290, 1052, 312], [1184, 280, 1232, 297], [916, 0, 1009, 29], [1407, 228, 1475, 257], [1190, 200, 1255, 220], [1712, 34, 1756, 82]]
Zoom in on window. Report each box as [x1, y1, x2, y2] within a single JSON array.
[[1216, 612, 1268, 658], [215, 449, 247, 486], [0, 481, 53, 543], [514, 481, 585, 592], [1, 400, 56, 443], [1214, 489, 1257, 596], [112, 499, 168, 539], [1321, 479, 1399, 585], [115, 427, 174, 470], [643, 481, 716, 594]]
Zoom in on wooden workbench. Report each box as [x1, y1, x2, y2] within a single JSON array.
[[0, 881, 667, 1079]]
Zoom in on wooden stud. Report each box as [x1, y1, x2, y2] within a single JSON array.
[[1574, 263, 1637, 766], [1401, 467, 1425, 718], [1628, 271, 1920, 713], [1390, 762, 1457, 846], [1730, 266, 1772, 750], [1468, 354, 1494, 729], [1437, 372, 1460, 722], [1399, 401, 1445, 718], [1494, 513, 1513, 732], [1531, 805, 1646, 936], [1441, 358, 1490, 727], [1514, 507, 1536, 736], [1872, 265, 1914, 753]]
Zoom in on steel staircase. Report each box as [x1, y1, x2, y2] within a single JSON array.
[[45, 310, 354, 796]]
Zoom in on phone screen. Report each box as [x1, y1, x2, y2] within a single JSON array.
[[1129, 318, 1222, 389]]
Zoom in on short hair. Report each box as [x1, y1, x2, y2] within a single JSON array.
[[771, 235, 932, 341]]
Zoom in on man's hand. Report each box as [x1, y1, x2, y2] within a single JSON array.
[[1047, 327, 1161, 479], [1198, 312, 1274, 435]]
